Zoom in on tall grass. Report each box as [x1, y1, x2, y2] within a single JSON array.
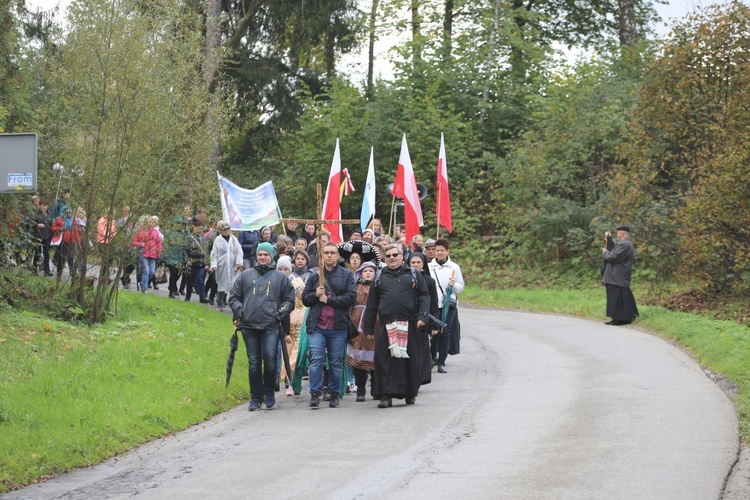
[[0, 293, 247, 493]]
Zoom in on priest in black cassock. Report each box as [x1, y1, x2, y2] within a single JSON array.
[[602, 225, 639, 326], [364, 243, 430, 408]]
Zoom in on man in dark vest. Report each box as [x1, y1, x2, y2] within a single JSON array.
[[602, 225, 639, 326]]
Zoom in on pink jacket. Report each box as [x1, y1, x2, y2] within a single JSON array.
[[132, 228, 163, 259]]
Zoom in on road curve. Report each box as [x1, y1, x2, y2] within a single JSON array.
[[5, 308, 739, 500]]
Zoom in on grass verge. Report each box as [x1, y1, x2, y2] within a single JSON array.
[[0, 290, 248, 493], [463, 283, 750, 443]]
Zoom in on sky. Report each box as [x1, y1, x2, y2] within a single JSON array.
[[26, 0, 713, 81]]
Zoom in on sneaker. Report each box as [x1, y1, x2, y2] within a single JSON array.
[[378, 397, 392, 409], [437, 363, 447, 374], [285, 386, 294, 397], [264, 396, 275, 409], [248, 400, 261, 411], [199, 297, 209, 304], [322, 389, 331, 401], [356, 390, 366, 403], [309, 394, 320, 407], [329, 395, 340, 408]]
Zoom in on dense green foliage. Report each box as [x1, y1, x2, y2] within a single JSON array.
[[4, 0, 750, 299]]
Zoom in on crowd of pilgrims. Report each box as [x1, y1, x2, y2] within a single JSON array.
[[9, 191, 465, 409]]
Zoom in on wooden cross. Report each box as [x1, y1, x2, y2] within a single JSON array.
[[280, 183, 359, 289]]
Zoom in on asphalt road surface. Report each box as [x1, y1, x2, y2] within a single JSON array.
[[5, 307, 744, 499]]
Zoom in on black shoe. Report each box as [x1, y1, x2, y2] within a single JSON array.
[[605, 320, 615, 325], [309, 394, 320, 408], [123, 282, 130, 289], [607, 319, 624, 326], [437, 363, 447, 374], [153, 284, 159, 290], [329, 395, 340, 408], [356, 390, 366, 403], [264, 396, 275, 409], [179, 290, 185, 296], [168, 292, 175, 299], [248, 400, 261, 411], [208, 298, 214, 306], [184, 297, 190, 302], [199, 297, 209, 304], [378, 397, 392, 408], [406, 396, 415, 405]]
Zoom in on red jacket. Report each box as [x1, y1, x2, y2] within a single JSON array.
[[132, 228, 163, 259], [52, 216, 81, 244]]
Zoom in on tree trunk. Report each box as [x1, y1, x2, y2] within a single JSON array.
[[366, 0, 379, 100], [205, 0, 222, 172], [618, 0, 637, 46], [411, 0, 422, 67], [442, 0, 453, 63]]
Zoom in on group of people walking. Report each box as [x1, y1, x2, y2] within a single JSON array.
[[228, 221, 466, 411]]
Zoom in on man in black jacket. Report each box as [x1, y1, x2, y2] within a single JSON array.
[[302, 242, 357, 408], [364, 244, 430, 408], [229, 242, 295, 411]]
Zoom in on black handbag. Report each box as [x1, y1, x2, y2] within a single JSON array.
[[346, 314, 360, 340]]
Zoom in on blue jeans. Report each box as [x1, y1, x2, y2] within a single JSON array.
[[308, 327, 347, 397], [434, 306, 457, 364], [140, 256, 156, 291], [185, 264, 206, 300], [241, 328, 279, 402]]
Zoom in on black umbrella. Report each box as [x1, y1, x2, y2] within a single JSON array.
[[337, 239, 382, 267], [225, 329, 240, 388]]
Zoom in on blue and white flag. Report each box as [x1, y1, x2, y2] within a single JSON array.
[[360, 147, 376, 232], [218, 172, 282, 231]]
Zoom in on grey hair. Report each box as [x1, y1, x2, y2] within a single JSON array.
[[384, 243, 403, 255]]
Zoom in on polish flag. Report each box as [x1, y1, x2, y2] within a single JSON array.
[[436, 133, 452, 233], [322, 139, 344, 244], [392, 134, 423, 243]]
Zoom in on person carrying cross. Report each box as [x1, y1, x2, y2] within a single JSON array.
[[301, 242, 357, 408]]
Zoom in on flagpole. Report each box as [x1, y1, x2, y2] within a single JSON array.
[[436, 184, 442, 240], [387, 196, 396, 238]]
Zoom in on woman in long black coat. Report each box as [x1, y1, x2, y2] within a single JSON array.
[[408, 252, 439, 385]]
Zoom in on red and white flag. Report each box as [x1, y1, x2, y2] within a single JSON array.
[[392, 134, 424, 243], [436, 133, 452, 233], [322, 139, 344, 244]]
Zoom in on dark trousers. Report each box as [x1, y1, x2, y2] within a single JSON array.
[[185, 264, 206, 300], [41, 239, 51, 275], [205, 271, 217, 301], [167, 265, 181, 293], [241, 328, 279, 403], [432, 306, 457, 365]]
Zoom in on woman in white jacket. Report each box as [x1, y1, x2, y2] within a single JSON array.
[[210, 221, 243, 311]]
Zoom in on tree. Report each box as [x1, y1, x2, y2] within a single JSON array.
[[614, 2, 750, 290], [43, 0, 218, 320]]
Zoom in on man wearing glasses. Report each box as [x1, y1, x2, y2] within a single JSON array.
[[364, 244, 430, 408], [302, 243, 357, 408]]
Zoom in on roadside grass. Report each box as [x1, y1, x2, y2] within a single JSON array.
[[0, 291, 247, 493], [463, 283, 750, 442]]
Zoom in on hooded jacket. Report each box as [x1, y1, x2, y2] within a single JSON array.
[[229, 264, 295, 330]]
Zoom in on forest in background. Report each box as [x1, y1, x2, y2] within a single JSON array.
[[2, 0, 750, 307]]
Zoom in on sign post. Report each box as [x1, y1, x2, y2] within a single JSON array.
[[0, 133, 38, 194]]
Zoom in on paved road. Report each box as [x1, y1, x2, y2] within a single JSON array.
[[5, 308, 743, 499]]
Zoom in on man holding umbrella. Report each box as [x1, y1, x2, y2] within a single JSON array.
[[228, 242, 295, 411], [428, 239, 465, 374]]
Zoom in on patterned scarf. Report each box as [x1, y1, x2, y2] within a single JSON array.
[[385, 321, 409, 358]]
